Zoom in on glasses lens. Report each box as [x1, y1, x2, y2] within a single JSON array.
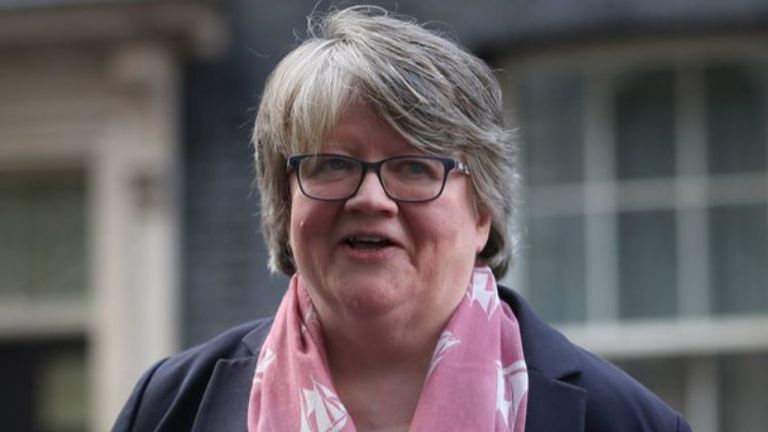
[[381, 157, 445, 201], [298, 155, 361, 200]]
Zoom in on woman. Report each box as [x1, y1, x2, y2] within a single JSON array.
[[114, 6, 691, 432]]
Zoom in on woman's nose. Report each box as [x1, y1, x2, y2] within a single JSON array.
[[343, 171, 398, 215]]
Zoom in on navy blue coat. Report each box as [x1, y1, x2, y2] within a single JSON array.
[[113, 287, 692, 431]]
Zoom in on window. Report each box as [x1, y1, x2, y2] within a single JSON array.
[[0, 31, 188, 430], [0, 171, 87, 303], [502, 38, 768, 431], [0, 170, 89, 432]]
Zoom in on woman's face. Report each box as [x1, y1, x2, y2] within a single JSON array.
[[288, 101, 491, 324]]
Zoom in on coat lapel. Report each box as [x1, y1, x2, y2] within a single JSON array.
[[190, 357, 257, 432], [190, 320, 272, 432], [526, 370, 586, 432], [499, 286, 588, 432]]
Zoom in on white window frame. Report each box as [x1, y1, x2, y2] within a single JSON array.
[[503, 35, 768, 346], [501, 36, 768, 432]]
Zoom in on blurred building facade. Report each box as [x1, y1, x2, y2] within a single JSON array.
[[0, 0, 766, 431], [0, 1, 224, 430]]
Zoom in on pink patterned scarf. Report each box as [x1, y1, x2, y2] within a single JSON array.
[[247, 267, 528, 431]]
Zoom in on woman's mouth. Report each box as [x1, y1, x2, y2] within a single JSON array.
[[343, 235, 394, 250]]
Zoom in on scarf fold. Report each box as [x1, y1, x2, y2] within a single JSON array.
[[247, 267, 528, 432]]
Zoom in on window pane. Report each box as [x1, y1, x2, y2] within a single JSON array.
[[518, 70, 584, 185], [0, 338, 88, 432], [618, 210, 677, 319], [615, 68, 676, 179], [0, 170, 87, 302], [709, 204, 768, 315], [706, 64, 767, 175], [38, 350, 89, 432], [525, 215, 586, 323], [719, 352, 768, 432]]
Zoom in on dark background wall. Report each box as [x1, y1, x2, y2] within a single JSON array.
[[179, 0, 768, 346]]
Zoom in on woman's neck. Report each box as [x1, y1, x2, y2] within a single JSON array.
[[319, 309, 444, 431], [327, 336, 432, 431]]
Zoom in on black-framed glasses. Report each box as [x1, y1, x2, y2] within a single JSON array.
[[286, 153, 471, 202]]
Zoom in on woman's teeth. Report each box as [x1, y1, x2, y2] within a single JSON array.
[[345, 236, 391, 249]]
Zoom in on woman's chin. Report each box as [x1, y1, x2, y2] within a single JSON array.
[[326, 271, 416, 319]]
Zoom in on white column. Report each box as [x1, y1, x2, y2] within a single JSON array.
[[675, 66, 710, 317], [583, 73, 618, 322], [685, 357, 719, 432], [90, 43, 181, 432]]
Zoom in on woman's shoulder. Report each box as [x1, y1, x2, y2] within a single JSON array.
[[570, 345, 691, 431], [112, 318, 273, 431], [151, 318, 273, 375], [498, 285, 691, 431]]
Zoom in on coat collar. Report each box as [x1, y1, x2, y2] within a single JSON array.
[[498, 286, 582, 380], [190, 319, 273, 432], [241, 317, 274, 355], [500, 286, 587, 432], [190, 357, 256, 432], [192, 290, 587, 432]]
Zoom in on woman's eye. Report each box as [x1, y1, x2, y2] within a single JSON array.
[[404, 161, 429, 175], [389, 159, 438, 179], [321, 158, 353, 171], [304, 157, 355, 178]]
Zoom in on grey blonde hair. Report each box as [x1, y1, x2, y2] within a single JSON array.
[[253, 6, 520, 279]]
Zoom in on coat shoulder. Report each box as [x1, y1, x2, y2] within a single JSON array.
[[573, 346, 691, 431], [498, 285, 690, 431], [112, 318, 273, 431]]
